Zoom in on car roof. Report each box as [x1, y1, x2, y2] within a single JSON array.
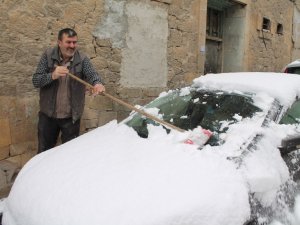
[[192, 72, 300, 107], [286, 59, 300, 68]]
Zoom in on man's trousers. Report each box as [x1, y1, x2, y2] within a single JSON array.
[[37, 112, 80, 153]]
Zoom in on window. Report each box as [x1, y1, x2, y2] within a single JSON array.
[[262, 17, 271, 31], [206, 8, 223, 38], [277, 23, 283, 34], [280, 100, 300, 124]]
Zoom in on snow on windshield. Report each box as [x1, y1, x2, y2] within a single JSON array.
[[2, 73, 300, 225]]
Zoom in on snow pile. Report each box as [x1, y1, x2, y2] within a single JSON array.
[[3, 121, 250, 225]]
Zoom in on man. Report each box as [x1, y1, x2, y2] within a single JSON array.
[[33, 28, 105, 153]]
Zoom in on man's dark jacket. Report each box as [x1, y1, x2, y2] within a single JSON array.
[[32, 46, 102, 122]]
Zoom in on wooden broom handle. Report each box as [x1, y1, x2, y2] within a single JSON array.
[[67, 73, 185, 132]]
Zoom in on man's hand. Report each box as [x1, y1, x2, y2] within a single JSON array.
[[92, 83, 105, 95], [52, 66, 69, 80]]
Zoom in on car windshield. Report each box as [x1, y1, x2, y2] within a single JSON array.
[[125, 89, 262, 146], [286, 67, 300, 75]]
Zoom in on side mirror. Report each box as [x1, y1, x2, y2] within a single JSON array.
[[279, 134, 300, 155]]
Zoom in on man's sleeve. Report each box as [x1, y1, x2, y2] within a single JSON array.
[[32, 51, 53, 88], [82, 57, 102, 86]]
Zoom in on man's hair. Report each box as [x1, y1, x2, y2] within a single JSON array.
[[58, 28, 77, 40]]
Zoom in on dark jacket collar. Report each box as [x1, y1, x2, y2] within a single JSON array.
[[51, 46, 81, 66]]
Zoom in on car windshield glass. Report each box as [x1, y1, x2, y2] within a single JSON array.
[[125, 89, 262, 146], [287, 67, 300, 75]]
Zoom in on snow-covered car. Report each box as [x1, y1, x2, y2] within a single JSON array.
[[283, 59, 300, 75], [3, 73, 300, 225]]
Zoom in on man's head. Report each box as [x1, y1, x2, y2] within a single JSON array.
[[57, 28, 78, 60]]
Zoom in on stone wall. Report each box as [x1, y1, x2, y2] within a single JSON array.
[[167, 0, 201, 88], [246, 0, 294, 72], [292, 2, 300, 60]]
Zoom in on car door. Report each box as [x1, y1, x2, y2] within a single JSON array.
[[279, 100, 300, 181]]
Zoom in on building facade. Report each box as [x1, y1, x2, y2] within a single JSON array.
[[0, 0, 299, 195]]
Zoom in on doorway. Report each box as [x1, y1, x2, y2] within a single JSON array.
[[205, 0, 247, 73]]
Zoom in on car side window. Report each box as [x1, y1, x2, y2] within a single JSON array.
[[280, 100, 300, 124]]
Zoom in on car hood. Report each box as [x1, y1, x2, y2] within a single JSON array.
[[3, 118, 292, 225]]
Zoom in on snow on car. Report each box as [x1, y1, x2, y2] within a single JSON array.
[[3, 72, 300, 225]]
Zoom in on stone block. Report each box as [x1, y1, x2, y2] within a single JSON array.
[[0, 82, 15, 96], [82, 108, 99, 120], [44, 4, 63, 18], [117, 111, 131, 122], [0, 185, 11, 199], [111, 48, 122, 63], [21, 151, 37, 166], [169, 29, 183, 47], [9, 119, 37, 144], [102, 70, 120, 83], [169, 15, 178, 29], [183, 60, 197, 72], [8, 11, 48, 40], [9, 141, 36, 157], [91, 57, 109, 70], [6, 98, 38, 145], [80, 44, 97, 59], [0, 119, 11, 148], [80, 119, 85, 133], [143, 87, 164, 97], [0, 96, 16, 119], [0, 45, 14, 63], [98, 111, 117, 126], [108, 61, 121, 73], [258, 30, 273, 40], [0, 146, 9, 161], [86, 95, 113, 111], [82, 119, 99, 130], [0, 169, 6, 192], [119, 88, 143, 98], [113, 100, 131, 112], [178, 20, 195, 33], [151, 0, 172, 4], [15, 43, 46, 66], [96, 47, 112, 58], [131, 97, 153, 107], [184, 72, 198, 84], [171, 46, 187, 62], [6, 155, 22, 168], [15, 97, 39, 121], [0, 160, 20, 185], [27, 0, 47, 17], [95, 38, 112, 47]]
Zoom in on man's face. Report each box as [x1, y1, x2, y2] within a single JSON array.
[[58, 33, 78, 60]]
